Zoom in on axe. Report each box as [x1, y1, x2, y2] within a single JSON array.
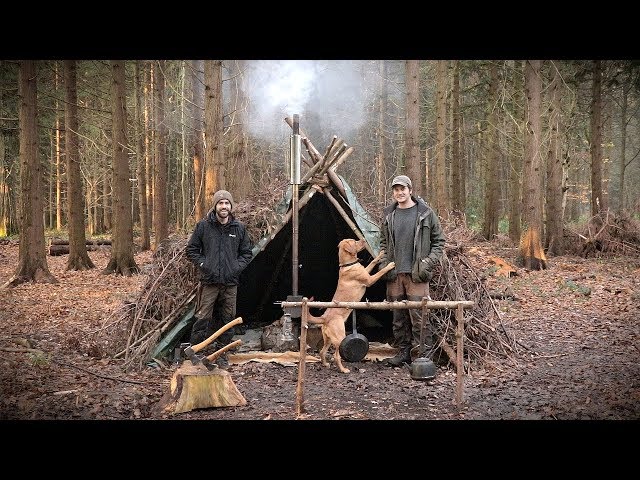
[[201, 339, 243, 370], [182, 317, 243, 365]]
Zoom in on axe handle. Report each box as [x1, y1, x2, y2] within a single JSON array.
[[205, 339, 242, 362], [190, 317, 243, 354]]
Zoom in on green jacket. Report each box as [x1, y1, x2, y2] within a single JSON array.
[[379, 196, 446, 283]]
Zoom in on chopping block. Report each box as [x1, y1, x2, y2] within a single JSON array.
[[158, 361, 247, 415]]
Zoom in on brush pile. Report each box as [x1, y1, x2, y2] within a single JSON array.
[[565, 211, 640, 258]]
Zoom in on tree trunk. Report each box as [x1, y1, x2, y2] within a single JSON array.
[[508, 61, 523, 244], [483, 62, 499, 241], [451, 61, 463, 213], [145, 62, 154, 238], [64, 60, 94, 271], [134, 60, 150, 250], [545, 62, 565, 256], [103, 60, 138, 277], [616, 71, 630, 213], [519, 60, 546, 270], [153, 60, 168, 249], [191, 60, 205, 220], [435, 59, 448, 216], [376, 60, 388, 204], [404, 60, 421, 195], [54, 62, 64, 231], [178, 61, 188, 230], [226, 60, 249, 199], [0, 73, 12, 237], [590, 60, 605, 215], [3, 60, 57, 287], [205, 60, 224, 199]]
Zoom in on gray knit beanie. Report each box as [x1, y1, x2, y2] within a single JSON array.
[[212, 189, 234, 210]]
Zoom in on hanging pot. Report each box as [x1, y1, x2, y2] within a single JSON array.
[[339, 309, 369, 362]]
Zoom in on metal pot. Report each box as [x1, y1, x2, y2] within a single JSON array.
[[339, 309, 369, 362], [411, 356, 437, 380], [410, 307, 436, 381]]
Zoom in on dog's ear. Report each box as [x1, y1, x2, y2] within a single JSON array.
[[345, 239, 357, 256]]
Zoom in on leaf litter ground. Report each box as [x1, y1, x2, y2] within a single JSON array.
[[0, 240, 638, 423]]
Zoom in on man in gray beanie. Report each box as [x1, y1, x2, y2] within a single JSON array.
[[185, 189, 253, 368]]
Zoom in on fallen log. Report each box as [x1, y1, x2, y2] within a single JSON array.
[[49, 244, 109, 256], [50, 239, 112, 246]]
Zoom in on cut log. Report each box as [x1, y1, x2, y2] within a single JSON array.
[[49, 244, 108, 256], [488, 256, 518, 277], [50, 239, 112, 246], [157, 361, 246, 415]]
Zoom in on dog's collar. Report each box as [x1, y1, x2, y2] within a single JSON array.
[[339, 260, 359, 268]]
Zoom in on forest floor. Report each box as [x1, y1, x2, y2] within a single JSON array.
[[1, 239, 639, 429]]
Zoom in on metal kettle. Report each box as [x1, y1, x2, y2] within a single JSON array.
[[410, 356, 437, 380], [410, 308, 436, 381]]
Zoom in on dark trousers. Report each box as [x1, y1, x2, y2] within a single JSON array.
[[190, 283, 237, 346]]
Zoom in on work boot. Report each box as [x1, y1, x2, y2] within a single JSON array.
[[386, 346, 411, 367]]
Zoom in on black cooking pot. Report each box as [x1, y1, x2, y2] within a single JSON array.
[[339, 309, 369, 362]]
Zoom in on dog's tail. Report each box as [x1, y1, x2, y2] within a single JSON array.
[[305, 313, 325, 325], [299, 296, 326, 325]]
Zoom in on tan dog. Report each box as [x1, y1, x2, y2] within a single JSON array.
[[307, 238, 395, 373]]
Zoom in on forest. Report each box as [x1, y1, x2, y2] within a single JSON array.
[[0, 60, 639, 422], [0, 60, 638, 275]]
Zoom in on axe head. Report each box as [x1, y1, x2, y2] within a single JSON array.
[[201, 357, 218, 371], [182, 344, 203, 365]]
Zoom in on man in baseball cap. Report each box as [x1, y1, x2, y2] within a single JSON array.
[[391, 175, 412, 189], [378, 174, 446, 373]]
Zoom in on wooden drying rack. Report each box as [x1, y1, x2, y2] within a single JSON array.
[[280, 298, 475, 417]]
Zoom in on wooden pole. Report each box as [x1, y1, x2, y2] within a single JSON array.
[[280, 300, 474, 310], [455, 303, 464, 408], [295, 299, 309, 417], [321, 186, 375, 257]]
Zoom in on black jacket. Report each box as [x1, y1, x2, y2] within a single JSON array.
[[379, 196, 446, 283], [186, 210, 253, 286]]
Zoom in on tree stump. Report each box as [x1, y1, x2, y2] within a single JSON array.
[[157, 362, 246, 415]]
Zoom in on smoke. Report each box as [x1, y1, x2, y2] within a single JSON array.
[[242, 60, 373, 147]]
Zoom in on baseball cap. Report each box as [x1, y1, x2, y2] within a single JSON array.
[[391, 175, 412, 188]]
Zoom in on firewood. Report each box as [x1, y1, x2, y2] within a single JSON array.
[[489, 256, 518, 277]]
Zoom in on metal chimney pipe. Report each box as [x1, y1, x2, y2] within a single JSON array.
[[290, 114, 301, 297], [281, 114, 302, 340]]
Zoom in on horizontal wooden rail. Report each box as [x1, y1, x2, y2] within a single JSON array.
[[280, 299, 474, 310]]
